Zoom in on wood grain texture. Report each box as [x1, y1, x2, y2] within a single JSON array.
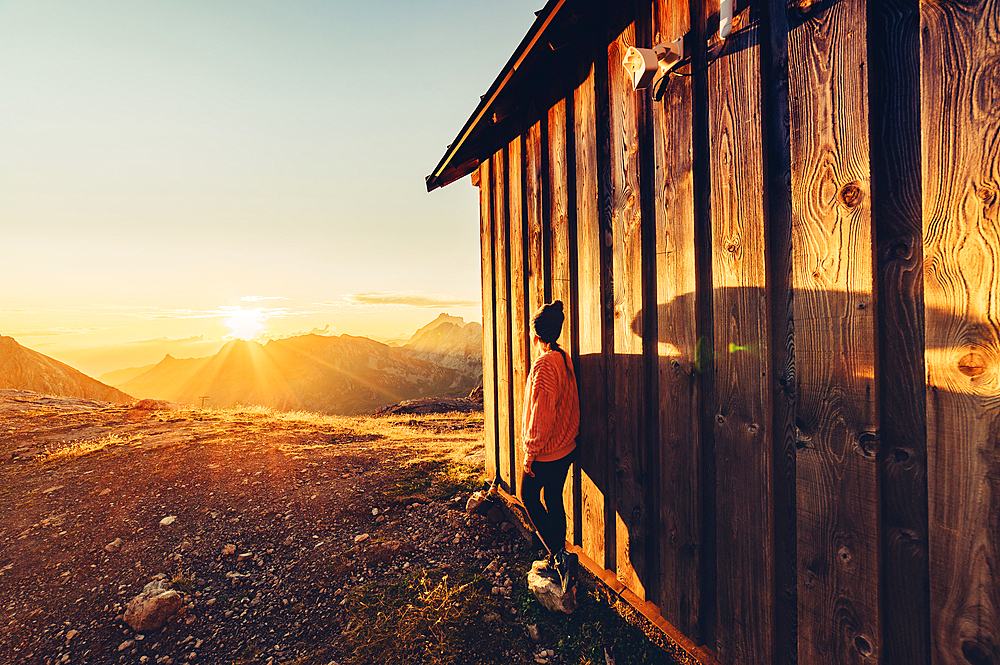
[[480, 159, 499, 484], [574, 60, 609, 569], [649, 0, 702, 640], [509, 135, 530, 498], [761, 0, 798, 661], [527, 120, 547, 346], [921, 0, 1000, 662], [787, 0, 882, 661], [707, 4, 776, 664], [492, 148, 515, 494], [608, 17, 649, 601], [548, 96, 578, 547], [869, 0, 929, 662]]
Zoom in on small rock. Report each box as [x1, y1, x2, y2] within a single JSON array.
[[65, 629, 78, 641], [526, 624, 541, 643], [179, 541, 193, 552], [99, 488, 112, 496], [500, 522, 514, 532], [105, 538, 124, 554], [283, 536, 295, 547], [221, 544, 236, 556], [237, 552, 252, 563], [159, 516, 176, 526], [527, 559, 576, 614], [354, 534, 370, 543], [465, 491, 488, 515], [123, 579, 183, 632], [371, 508, 379, 516], [119, 639, 135, 652]]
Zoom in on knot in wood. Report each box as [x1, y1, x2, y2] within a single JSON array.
[[792, 0, 819, 17], [839, 182, 864, 208], [958, 351, 988, 377], [857, 430, 879, 457], [725, 241, 739, 254], [978, 182, 998, 206], [888, 240, 911, 260], [961, 638, 996, 665], [854, 635, 873, 658]]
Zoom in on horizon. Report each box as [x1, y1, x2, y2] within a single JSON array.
[[0, 1, 541, 377]]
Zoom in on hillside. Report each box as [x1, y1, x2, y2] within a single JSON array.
[[0, 392, 674, 665], [0, 336, 133, 404], [120, 333, 478, 414]]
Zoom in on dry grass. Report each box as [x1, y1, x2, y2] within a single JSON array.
[[43, 432, 144, 462]]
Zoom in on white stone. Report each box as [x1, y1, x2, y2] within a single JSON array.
[[159, 516, 176, 526], [527, 560, 576, 614]]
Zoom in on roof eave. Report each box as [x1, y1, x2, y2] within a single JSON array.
[[425, 0, 570, 192]]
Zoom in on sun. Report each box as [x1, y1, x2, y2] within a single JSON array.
[[221, 307, 266, 340]]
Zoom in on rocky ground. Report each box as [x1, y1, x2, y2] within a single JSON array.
[[0, 390, 675, 665]]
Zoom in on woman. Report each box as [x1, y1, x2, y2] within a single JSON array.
[[519, 300, 580, 593]]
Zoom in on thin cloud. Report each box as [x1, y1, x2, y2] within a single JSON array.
[[343, 292, 479, 308], [240, 296, 290, 302]]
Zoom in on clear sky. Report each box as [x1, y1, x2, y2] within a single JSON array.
[[0, 0, 540, 375]]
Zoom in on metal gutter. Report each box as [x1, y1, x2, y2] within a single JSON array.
[[425, 0, 569, 192]]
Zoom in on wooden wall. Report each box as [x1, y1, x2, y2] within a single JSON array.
[[473, 0, 999, 663]]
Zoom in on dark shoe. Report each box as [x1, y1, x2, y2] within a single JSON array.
[[554, 549, 578, 594]]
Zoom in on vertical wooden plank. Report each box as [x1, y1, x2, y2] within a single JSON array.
[[706, 3, 775, 663], [526, 120, 547, 345], [509, 135, 529, 499], [493, 148, 514, 494], [787, 0, 881, 661], [869, 0, 929, 662], [608, 14, 649, 601], [574, 60, 608, 570], [762, 0, 798, 661], [549, 96, 577, 548], [649, 0, 701, 639], [480, 160, 499, 484], [689, 0, 717, 645], [921, 0, 1000, 662]]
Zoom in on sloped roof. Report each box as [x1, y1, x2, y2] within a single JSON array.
[[425, 0, 576, 192]]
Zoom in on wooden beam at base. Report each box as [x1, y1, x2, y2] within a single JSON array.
[[491, 486, 719, 665]]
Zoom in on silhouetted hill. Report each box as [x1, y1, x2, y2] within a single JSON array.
[[0, 336, 134, 404], [119, 333, 478, 415], [98, 363, 158, 386]]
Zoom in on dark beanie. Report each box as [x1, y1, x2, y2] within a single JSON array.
[[532, 301, 564, 344]]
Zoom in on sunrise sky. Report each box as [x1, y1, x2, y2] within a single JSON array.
[[0, 0, 539, 376]]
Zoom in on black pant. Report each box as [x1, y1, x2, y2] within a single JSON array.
[[521, 448, 577, 555]]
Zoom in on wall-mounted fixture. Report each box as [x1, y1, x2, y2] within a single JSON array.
[[621, 36, 684, 91], [720, 0, 732, 39]]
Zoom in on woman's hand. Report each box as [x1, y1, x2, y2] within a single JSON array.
[[522, 457, 534, 478]]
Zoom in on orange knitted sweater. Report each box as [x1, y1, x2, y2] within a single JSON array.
[[521, 348, 579, 463]]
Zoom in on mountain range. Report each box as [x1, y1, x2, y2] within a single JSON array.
[[115, 314, 483, 414], [0, 336, 133, 404], [1, 314, 482, 415]]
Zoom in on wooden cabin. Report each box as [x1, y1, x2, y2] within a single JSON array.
[[426, 0, 999, 663]]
